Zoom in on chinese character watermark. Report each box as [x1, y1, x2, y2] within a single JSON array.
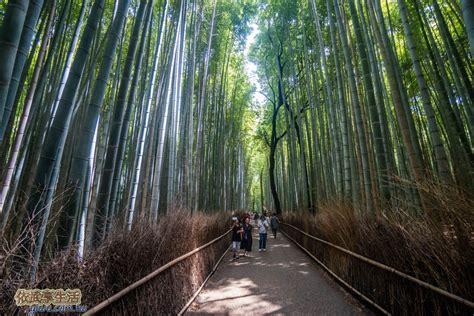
[[14, 289, 87, 314]]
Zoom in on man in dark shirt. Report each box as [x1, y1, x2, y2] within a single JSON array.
[[231, 218, 243, 260]]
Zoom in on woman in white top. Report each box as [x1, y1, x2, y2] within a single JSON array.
[[258, 214, 269, 251]]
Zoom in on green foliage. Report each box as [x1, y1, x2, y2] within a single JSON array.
[[1, 0, 472, 261]]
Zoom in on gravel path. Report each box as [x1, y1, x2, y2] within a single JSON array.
[[187, 230, 368, 315]]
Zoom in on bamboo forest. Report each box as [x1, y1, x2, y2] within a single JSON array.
[[0, 0, 473, 314]]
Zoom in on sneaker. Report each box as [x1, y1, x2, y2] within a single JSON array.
[[263, 249, 266, 252], [258, 249, 262, 252]]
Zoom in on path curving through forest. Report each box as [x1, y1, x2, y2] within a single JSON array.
[[187, 232, 368, 315]]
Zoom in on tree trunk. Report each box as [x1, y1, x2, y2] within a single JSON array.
[[461, 0, 474, 57], [62, 0, 130, 249], [0, 0, 29, 126], [0, 0, 44, 142], [96, 0, 147, 230]]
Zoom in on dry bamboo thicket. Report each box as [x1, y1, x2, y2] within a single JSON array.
[[1, 211, 231, 314], [281, 221, 473, 314], [83, 228, 231, 314]]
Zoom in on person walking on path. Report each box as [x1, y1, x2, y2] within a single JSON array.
[[231, 218, 243, 260], [258, 214, 269, 252], [270, 213, 280, 239], [240, 216, 253, 257]]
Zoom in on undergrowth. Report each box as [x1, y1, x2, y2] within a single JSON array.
[[1, 210, 233, 315], [282, 181, 474, 315]]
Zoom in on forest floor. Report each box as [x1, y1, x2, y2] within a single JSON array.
[[187, 230, 369, 315]]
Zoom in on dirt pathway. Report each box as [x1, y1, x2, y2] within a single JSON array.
[[187, 231, 368, 315]]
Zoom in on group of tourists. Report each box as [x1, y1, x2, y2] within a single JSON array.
[[231, 211, 280, 260]]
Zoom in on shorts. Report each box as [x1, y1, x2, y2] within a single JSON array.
[[232, 241, 241, 251]]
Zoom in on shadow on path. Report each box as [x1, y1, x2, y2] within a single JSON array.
[[187, 231, 368, 315]]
